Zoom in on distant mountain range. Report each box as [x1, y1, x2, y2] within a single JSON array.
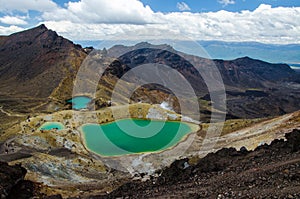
[[75, 40, 300, 65]]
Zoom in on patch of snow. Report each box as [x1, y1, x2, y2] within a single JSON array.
[[160, 101, 173, 111]]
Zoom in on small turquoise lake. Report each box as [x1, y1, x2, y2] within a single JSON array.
[[67, 96, 92, 110], [81, 119, 194, 156], [39, 122, 65, 131]]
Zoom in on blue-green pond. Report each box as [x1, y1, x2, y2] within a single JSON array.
[[39, 122, 65, 131], [81, 119, 194, 156], [67, 96, 92, 110]]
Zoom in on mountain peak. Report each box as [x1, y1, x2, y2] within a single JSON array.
[[3, 24, 81, 51], [0, 24, 86, 98], [9, 24, 49, 38], [36, 24, 48, 31]]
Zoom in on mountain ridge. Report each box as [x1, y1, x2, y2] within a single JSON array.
[[0, 25, 300, 120], [0, 24, 87, 100]]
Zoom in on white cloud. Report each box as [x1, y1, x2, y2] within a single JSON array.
[[43, 0, 157, 24], [218, 0, 235, 6], [177, 2, 191, 11], [0, 25, 24, 35], [0, 0, 57, 13], [43, 20, 145, 40], [42, 4, 300, 44], [0, 16, 27, 25], [0, 0, 299, 45]]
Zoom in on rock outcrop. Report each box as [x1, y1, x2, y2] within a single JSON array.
[[0, 162, 35, 199]]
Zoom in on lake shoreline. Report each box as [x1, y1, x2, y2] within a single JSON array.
[[79, 118, 199, 157]]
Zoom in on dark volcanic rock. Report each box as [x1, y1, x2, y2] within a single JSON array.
[[6, 180, 35, 199], [0, 162, 34, 199], [96, 129, 300, 199]]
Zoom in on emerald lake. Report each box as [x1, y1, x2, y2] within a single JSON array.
[[39, 122, 65, 131], [81, 119, 193, 156], [67, 96, 92, 110]]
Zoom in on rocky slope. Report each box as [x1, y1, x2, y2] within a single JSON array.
[[0, 24, 86, 99], [0, 25, 88, 138], [96, 129, 300, 199], [107, 44, 297, 90], [105, 44, 300, 119]]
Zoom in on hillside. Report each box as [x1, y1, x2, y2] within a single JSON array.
[[0, 24, 89, 137], [107, 44, 296, 89], [99, 129, 300, 199], [99, 43, 300, 119], [0, 24, 87, 99]]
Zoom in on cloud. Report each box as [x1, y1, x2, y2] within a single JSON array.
[[0, 0, 299, 44], [177, 2, 191, 11], [42, 0, 158, 24], [0, 0, 57, 12], [218, 0, 235, 6], [42, 4, 300, 44], [43, 20, 145, 40], [0, 25, 24, 35], [0, 16, 27, 25]]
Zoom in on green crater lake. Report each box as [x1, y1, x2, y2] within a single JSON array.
[[67, 96, 92, 110], [39, 122, 65, 131], [81, 119, 193, 156]]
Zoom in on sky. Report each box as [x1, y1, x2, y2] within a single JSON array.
[[0, 0, 299, 44]]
